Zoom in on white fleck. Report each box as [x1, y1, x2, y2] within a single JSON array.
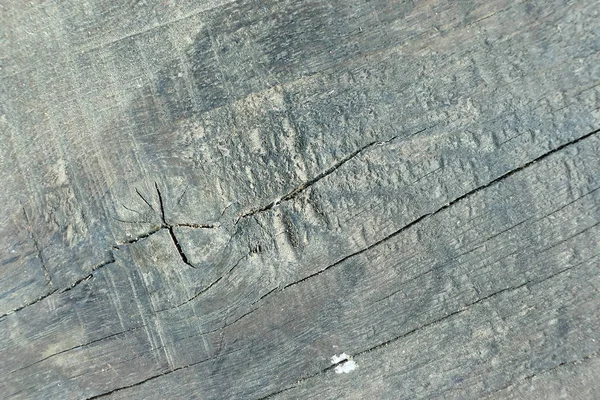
[[334, 360, 358, 374], [331, 353, 350, 364], [331, 353, 358, 374]]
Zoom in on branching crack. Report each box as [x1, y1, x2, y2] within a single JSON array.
[[114, 183, 216, 268], [156, 183, 188, 268], [2, 185, 217, 319], [237, 129, 427, 221], [51, 128, 599, 399], [155, 182, 200, 269]]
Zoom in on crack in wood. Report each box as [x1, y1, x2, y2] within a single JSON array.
[[112, 226, 165, 247], [114, 184, 217, 269], [155, 253, 249, 313], [0, 290, 57, 321], [155, 182, 201, 269], [167, 226, 196, 268], [485, 350, 600, 398], [85, 139, 599, 399], [246, 128, 600, 325], [22, 207, 54, 289], [3, 127, 596, 328], [373, 187, 600, 305], [0, 255, 116, 320], [84, 357, 212, 400], [85, 344, 249, 400], [236, 128, 428, 222], [258, 252, 599, 399], [2, 190, 218, 319], [9, 326, 144, 375], [135, 187, 155, 212]]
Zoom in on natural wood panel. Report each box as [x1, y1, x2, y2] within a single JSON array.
[[0, 0, 598, 398]]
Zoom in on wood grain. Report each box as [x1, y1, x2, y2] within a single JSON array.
[[1, 0, 598, 398]]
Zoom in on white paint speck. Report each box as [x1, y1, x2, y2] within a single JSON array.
[[331, 353, 350, 364], [331, 353, 358, 374], [334, 360, 357, 374]]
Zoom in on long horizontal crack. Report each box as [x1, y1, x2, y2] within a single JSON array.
[[247, 127, 600, 332], [358, 252, 598, 356], [373, 187, 600, 305], [259, 252, 598, 399], [85, 342, 247, 400], [237, 128, 427, 221], [196, 287, 280, 333], [10, 325, 144, 375], [172, 303, 264, 346], [62, 256, 117, 294], [485, 350, 600, 398], [67, 127, 598, 399], [0, 255, 116, 320], [81, 284, 279, 399], [112, 224, 216, 249], [113, 226, 164, 247], [285, 128, 600, 290], [0, 290, 57, 320], [85, 357, 212, 400], [173, 222, 216, 229], [259, 361, 345, 399]]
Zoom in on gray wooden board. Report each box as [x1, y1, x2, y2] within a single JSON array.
[[0, 0, 599, 398]]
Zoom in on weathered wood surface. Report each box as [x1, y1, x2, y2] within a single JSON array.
[[1, 0, 599, 398]]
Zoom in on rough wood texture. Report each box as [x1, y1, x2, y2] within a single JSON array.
[[1, 0, 599, 398]]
